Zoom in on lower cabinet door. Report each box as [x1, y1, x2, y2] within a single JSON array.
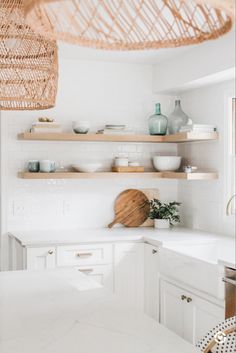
[[114, 243, 144, 311], [26, 247, 56, 270], [77, 264, 113, 291], [160, 280, 185, 338], [160, 280, 224, 344], [144, 244, 159, 321], [190, 293, 224, 344]]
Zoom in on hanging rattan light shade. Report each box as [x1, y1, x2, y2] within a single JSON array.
[[0, 0, 58, 110], [24, 0, 234, 51]]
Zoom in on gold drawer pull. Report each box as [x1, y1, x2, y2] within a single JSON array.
[[78, 268, 93, 274], [76, 252, 93, 258]]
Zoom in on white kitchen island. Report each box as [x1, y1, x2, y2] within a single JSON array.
[[0, 269, 200, 353]]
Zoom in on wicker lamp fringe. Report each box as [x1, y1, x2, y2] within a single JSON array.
[[0, 0, 58, 110], [24, 0, 234, 51]]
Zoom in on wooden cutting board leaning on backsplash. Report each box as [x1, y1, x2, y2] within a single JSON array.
[[108, 188, 159, 228], [141, 188, 159, 227], [108, 189, 150, 228]]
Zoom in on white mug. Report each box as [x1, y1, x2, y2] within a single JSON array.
[[40, 160, 56, 173]]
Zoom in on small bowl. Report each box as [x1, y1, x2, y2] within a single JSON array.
[[153, 156, 181, 172], [72, 162, 103, 173], [73, 121, 90, 134]]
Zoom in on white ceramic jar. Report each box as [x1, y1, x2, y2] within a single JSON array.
[[114, 157, 129, 167], [154, 219, 170, 229]]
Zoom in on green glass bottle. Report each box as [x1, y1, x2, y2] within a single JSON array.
[[148, 103, 168, 135]]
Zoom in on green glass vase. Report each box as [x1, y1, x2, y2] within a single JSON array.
[[148, 103, 168, 136]]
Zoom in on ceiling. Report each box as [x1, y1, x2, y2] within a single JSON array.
[[58, 28, 235, 65], [58, 42, 193, 65]]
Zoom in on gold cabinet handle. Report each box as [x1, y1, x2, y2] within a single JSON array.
[[48, 250, 54, 255], [76, 252, 93, 258], [78, 268, 93, 274], [152, 249, 157, 254], [181, 295, 187, 301], [187, 297, 192, 303]]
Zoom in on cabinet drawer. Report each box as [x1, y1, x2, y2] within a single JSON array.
[[76, 264, 113, 291], [57, 244, 112, 266]]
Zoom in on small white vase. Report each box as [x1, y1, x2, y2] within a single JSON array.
[[154, 219, 170, 229]]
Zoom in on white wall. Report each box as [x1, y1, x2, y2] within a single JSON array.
[[1, 58, 177, 269], [178, 79, 235, 237], [153, 31, 235, 94]]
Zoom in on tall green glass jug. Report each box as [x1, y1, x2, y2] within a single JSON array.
[[148, 103, 168, 136]]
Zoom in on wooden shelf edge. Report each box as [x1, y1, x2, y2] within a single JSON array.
[[18, 172, 218, 180], [18, 133, 164, 143], [164, 131, 219, 142], [18, 131, 219, 143]]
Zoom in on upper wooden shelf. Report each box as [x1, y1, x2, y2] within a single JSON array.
[[18, 131, 219, 143], [18, 172, 218, 180]]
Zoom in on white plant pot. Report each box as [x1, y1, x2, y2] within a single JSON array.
[[154, 219, 170, 229]]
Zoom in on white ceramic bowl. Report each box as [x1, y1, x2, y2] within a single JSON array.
[[72, 162, 103, 173], [73, 121, 90, 134], [153, 156, 181, 172]]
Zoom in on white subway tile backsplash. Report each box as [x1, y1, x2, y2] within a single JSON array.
[[3, 60, 234, 239]]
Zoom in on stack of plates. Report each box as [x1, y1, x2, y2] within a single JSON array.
[[105, 124, 126, 130], [97, 124, 134, 135]]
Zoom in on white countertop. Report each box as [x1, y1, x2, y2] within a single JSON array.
[[0, 269, 200, 353], [9, 227, 236, 268]]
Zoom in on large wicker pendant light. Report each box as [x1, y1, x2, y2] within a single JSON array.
[[0, 0, 58, 110], [24, 0, 234, 51]]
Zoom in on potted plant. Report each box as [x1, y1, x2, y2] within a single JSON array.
[[149, 199, 181, 229]]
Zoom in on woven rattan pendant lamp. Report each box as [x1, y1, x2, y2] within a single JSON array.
[[0, 0, 58, 110], [24, 0, 234, 51]]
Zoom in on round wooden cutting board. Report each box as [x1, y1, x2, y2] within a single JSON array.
[[108, 189, 150, 228]]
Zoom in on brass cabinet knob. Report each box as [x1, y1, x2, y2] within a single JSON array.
[[152, 249, 157, 254], [187, 297, 192, 303], [48, 250, 54, 255], [181, 295, 187, 301]]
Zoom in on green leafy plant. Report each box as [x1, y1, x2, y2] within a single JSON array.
[[149, 199, 181, 226]]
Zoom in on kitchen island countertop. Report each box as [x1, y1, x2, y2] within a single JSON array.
[[0, 268, 201, 353]]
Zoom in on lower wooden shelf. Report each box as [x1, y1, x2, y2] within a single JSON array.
[[18, 172, 218, 180]]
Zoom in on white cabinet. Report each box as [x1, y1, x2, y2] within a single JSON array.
[[114, 243, 144, 310], [77, 264, 113, 291], [160, 280, 224, 344], [57, 244, 112, 267], [26, 247, 56, 270], [144, 244, 159, 321]]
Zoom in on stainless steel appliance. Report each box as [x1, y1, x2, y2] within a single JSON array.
[[223, 267, 236, 318]]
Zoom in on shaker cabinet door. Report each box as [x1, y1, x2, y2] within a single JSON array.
[[190, 293, 224, 344], [160, 280, 185, 338], [26, 247, 56, 270]]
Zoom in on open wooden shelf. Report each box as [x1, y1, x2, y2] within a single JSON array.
[[18, 131, 219, 143], [18, 172, 218, 180]]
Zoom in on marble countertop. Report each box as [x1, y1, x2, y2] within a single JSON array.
[[9, 227, 235, 268], [0, 269, 200, 353]]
